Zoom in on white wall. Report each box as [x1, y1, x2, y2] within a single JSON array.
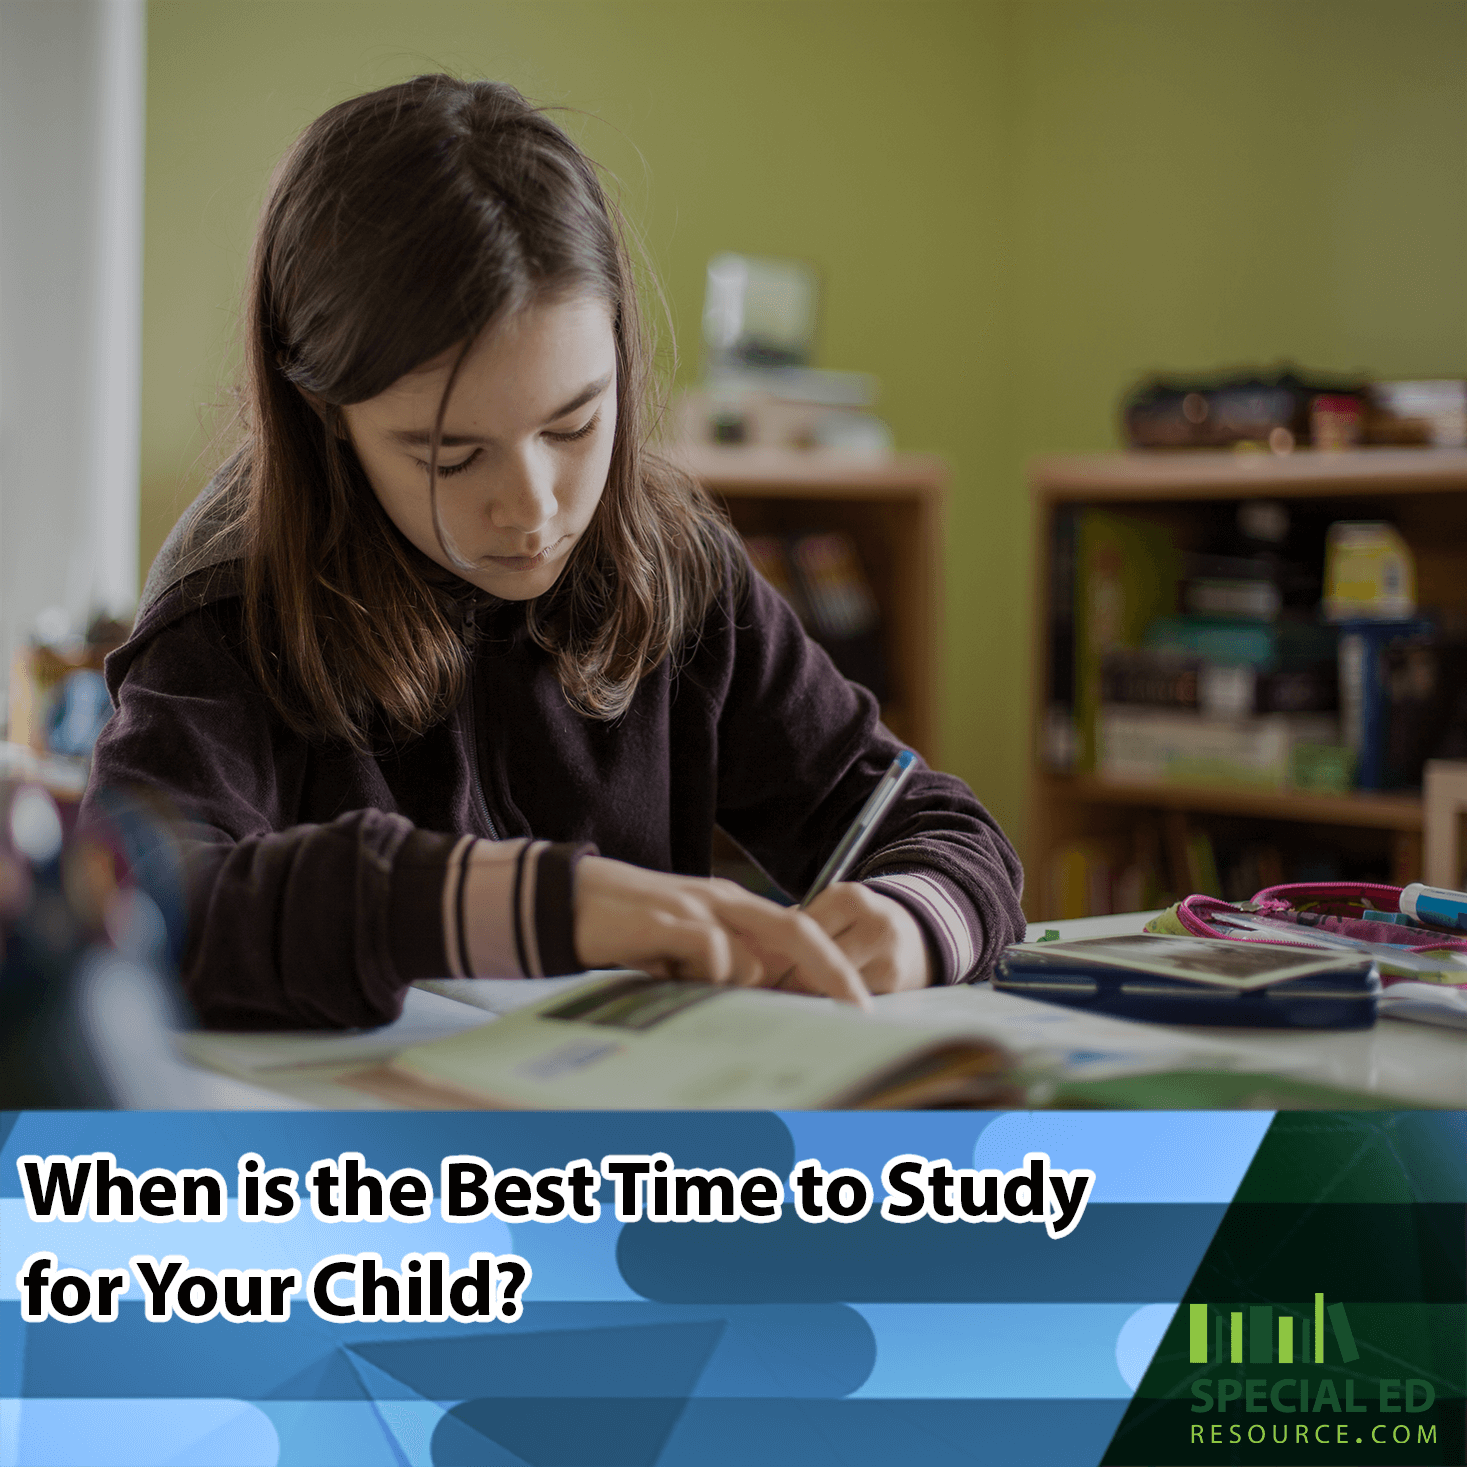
[[0, 0, 144, 704]]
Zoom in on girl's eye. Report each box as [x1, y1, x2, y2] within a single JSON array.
[[544, 412, 600, 445], [421, 449, 483, 479]]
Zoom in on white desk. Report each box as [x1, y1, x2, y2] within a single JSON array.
[[1013, 909, 1466, 1107], [174, 918, 1467, 1110], [172, 984, 504, 1109]]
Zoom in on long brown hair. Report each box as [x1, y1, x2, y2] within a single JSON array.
[[217, 75, 731, 746]]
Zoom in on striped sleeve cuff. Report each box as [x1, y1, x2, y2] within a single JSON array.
[[864, 870, 982, 985], [387, 828, 462, 983], [455, 837, 598, 978]]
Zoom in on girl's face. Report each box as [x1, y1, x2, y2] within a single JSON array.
[[341, 296, 618, 601]]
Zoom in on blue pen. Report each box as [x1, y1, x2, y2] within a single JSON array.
[[1399, 882, 1467, 933], [800, 750, 917, 908]]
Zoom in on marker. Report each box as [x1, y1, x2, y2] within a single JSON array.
[[1399, 883, 1467, 933], [800, 750, 917, 908], [1361, 909, 1425, 931]]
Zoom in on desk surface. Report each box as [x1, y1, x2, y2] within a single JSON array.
[[1014, 911, 1467, 1108], [176, 915, 1467, 1110]]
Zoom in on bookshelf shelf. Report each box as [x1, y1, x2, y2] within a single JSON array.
[[681, 445, 947, 763], [1032, 447, 1467, 501], [1029, 447, 1467, 918], [1045, 775, 1424, 833]]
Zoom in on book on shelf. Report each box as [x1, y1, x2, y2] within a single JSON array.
[[1046, 840, 1116, 922], [1047, 805, 1402, 917], [1141, 614, 1338, 669], [744, 531, 888, 701], [1179, 548, 1320, 623], [1101, 649, 1337, 718], [1178, 826, 1222, 900], [1337, 620, 1467, 791], [1183, 577, 1281, 621], [1097, 705, 1340, 791], [1045, 509, 1181, 773], [1044, 825, 1169, 920]]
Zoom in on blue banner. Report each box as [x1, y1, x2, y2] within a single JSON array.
[[2, 1110, 1459, 1466]]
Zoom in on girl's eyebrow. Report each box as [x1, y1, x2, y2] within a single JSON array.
[[387, 372, 614, 447]]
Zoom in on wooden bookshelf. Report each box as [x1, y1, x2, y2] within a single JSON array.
[[1028, 447, 1467, 919], [1042, 774, 1424, 832], [679, 445, 947, 764], [1032, 446, 1467, 501]]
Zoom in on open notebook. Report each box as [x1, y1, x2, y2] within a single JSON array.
[[343, 973, 1018, 1110]]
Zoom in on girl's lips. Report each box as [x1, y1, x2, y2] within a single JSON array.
[[482, 537, 566, 572]]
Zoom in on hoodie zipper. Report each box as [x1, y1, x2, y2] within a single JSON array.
[[462, 604, 499, 840]]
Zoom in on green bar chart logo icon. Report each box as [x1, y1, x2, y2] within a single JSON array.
[[1188, 1295, 1359, 1365]]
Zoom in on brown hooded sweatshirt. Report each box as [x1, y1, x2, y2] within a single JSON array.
[[82, 480, 1025, 1029]]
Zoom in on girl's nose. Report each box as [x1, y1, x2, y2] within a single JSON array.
[[490, 447, 558, 534]]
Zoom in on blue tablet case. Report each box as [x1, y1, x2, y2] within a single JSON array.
[[992, 945, 1380, 1029]]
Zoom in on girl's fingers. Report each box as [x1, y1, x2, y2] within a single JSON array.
[[573, 859, 867, 1004], [825, 922, 887, 972], [694, 924, 765, 988], [704, 891, 870, 1008], [646, 911, 735, 983], [724, 940, 767, 988], [658, 901, 807, 993], [795, 886, 896, 972], [802, 884, 865, 941], [805, 882, 933, 993], [642, 913, 766, 988]]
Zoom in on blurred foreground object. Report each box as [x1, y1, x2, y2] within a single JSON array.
[[0, 780, 200, 1107], [677, 252, 892, 454], [8, 608, 128, 759]]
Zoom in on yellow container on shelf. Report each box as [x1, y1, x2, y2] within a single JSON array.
[[1322, 521, 1416, 620]]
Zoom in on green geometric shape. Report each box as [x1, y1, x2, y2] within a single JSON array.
[[1229, 1312, 1242, 1363], [1100, 1112, 1467, 1465], [1232, 1112, 1467, 1204], [1328, 1301, 1360, 1363], [1249, 1304, 1270, 1364], [1188, 1303, 1207, 1363]]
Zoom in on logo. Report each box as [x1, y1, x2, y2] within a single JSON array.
[[1188, 1294, 1356, 1366], [1184, 1294, 1438, 1453]]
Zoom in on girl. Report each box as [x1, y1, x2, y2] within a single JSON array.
[[85, 75, 1025, 1029]]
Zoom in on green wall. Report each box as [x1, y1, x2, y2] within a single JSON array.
[[142, 0, 1466, 859]]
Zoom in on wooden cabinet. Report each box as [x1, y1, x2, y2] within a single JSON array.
[[1028, 447, 1467, 919], [678, 445, 947, 764]]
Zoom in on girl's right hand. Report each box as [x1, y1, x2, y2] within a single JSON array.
[[573, 856, 871, 1008]]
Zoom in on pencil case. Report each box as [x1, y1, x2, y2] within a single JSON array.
[[993, 942, 1379, 1029], [1149, 882, 1467, 986]]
